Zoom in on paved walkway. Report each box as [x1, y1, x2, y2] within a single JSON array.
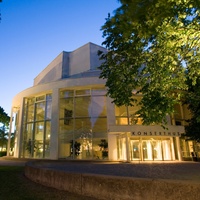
[[28, 160, 200, 182], [1, 157, 200, 182], [0, 157, 27, 166]]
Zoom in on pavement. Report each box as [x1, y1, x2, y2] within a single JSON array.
[[1, 157, 200, 183], [30, 160, 200, 183], [0, 157, 28, 166]]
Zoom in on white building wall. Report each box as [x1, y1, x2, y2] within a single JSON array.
[[14, 99, 24, 158], [49, 88, 59, 159], [34, 52, 65, 85], [11, 77, 106, 159], [106, 97, 118, 160], [69, 44, 90, 76]]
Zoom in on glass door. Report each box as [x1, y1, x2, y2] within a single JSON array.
[[142, 140, 153, 160], [162, 139, 172, 160], [142, 139, 163, 161], [117, 137, 127, 161], [151, 140, 162, 160], [130, 140, 140, 160]]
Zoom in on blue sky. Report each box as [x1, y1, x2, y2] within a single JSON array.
[[0, 0, 120, 115]]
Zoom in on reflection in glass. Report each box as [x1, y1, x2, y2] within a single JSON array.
[[35, 102, 45, 121], [151, 140, 162, 160], [142, 141, 153, 160], [131, 140, 140, 160], [59, 88, 107, 160], [59, 97, 73, 119], [34, 122, 44, 158], [162, 139, 172, 160], [46, 96, 52, 120], [23, 123, 34, 157], [22, 94, 52, 158], [44, 121, 51, 158], [27, 102, 34, 122], [75, 96, 91, 117]]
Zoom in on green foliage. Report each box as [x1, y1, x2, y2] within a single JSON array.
[[98, 139, 108, 149], [0, 106, 10, 126], [0, 106, 10, 151], [0, 151, 6, 157], [70, 140, 81, 156], [184, 76, 200, 142], [98, 139, 108, 158], [0, 128, 8, 150], [99, 0, 200, 125]]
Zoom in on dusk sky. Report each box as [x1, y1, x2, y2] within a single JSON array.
[[0, 0, 120, 115]]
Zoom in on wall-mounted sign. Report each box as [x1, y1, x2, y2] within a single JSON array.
[[131, 131, 181, 137]]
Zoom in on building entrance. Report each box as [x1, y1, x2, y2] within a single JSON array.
[[130, 138, 173, 161], [118, 136, 174, 161]]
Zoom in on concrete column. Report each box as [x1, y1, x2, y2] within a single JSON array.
[[176, 137, 183, 161], [170, 137, 175, 160], [140, 137, 143, 161], [106, 96, 115, 126], [7, 108, 13, 156], [49, 88, 59, 159], [125, 132, 130, 162], [108, 134, 118, 160], [106, 96, 116, 161], [15, 101, 24, 158]]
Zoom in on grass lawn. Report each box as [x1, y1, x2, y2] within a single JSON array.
[[0, 166, 97, 200]]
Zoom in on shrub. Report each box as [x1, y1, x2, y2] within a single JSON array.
[[0, 151, 7, 157]]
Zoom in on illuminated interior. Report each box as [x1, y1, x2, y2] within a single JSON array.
[[118, 137, 174, 161]]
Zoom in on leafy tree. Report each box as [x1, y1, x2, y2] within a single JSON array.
[[0, 106, 10, 126], [184, 77, 200, 142], [0, 106, 10, 151], [99, 0, 200, 125], [0, 127, 8, 151], [0, 0, 2, 23]]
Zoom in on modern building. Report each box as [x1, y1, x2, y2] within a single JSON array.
[[8, 42, 196, 162]]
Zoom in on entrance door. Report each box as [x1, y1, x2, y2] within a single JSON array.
[[151, 140, 162, 160], [142, 140, 153, 160], [162, 139, 172, 160], [123, 138, 174, 161], [130, 140, 140, 160], [142, 140, 163, 161]]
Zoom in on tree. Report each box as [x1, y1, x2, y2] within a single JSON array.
[[0, 0, 2, 23], [184, 76, 200, 142], [0, 106, 10, 151], [0, 106, 10, 126], [98, 0, 200, 125], [0, 127, 8, 151]]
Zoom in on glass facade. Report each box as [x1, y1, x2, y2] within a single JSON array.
[[118, 136, 174, 161], [12, 86, 197, 162], [59, 88, 108, 159], [180, 138, 200, 161], [115, 96, 182, 161], [115, 96, 142, 125], [21, 94, 52, 158]]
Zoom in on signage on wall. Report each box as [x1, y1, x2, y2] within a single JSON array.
[[131, 131, 181, 137]]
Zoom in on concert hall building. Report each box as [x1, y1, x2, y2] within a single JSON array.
[[8, 42, 198, 162]]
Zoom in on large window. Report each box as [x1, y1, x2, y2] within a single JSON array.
[[115, 96, 142, 125], [173, 103, 191, 126], [59, 88, 107, 160], [21, 94, 52, 158]]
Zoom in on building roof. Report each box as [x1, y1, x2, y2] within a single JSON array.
[[33, 42, 107, 86]]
